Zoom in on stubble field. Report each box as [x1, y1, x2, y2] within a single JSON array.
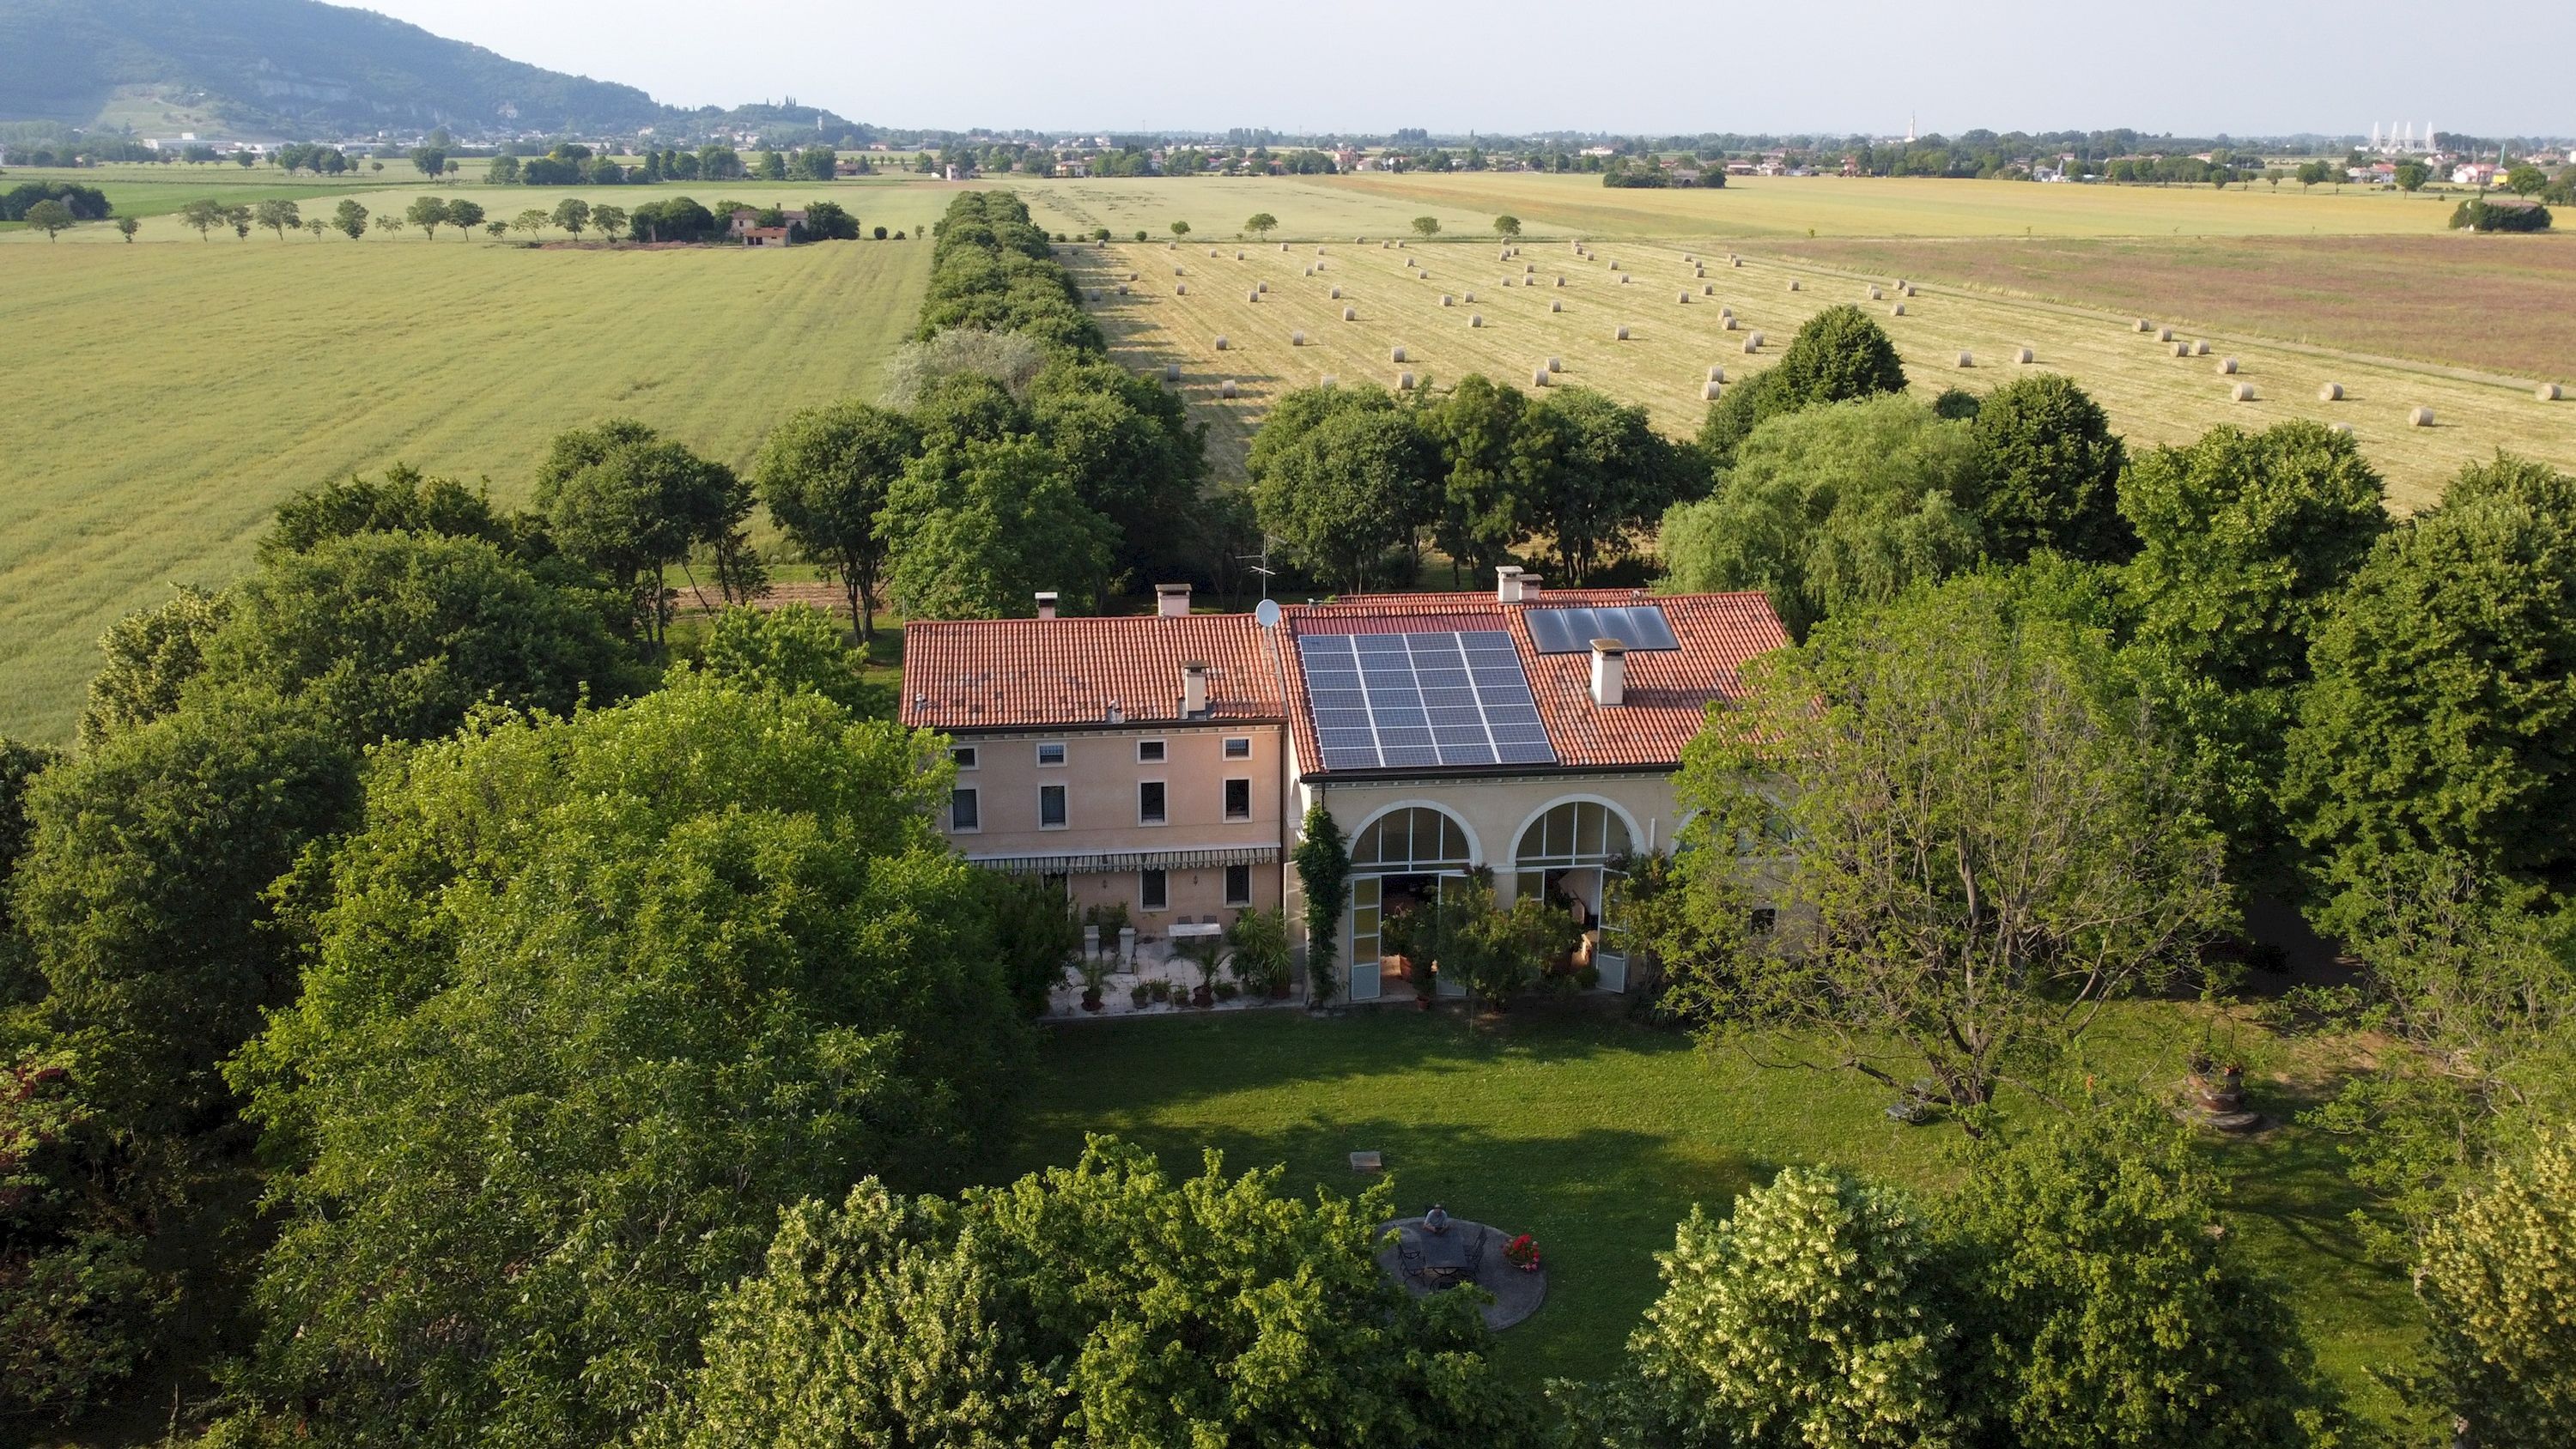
[[1060, 233, 2576, 505], [0, 233, 932, 741]]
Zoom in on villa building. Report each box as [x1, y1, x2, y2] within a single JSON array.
[[900, 572, 1790, 1001]]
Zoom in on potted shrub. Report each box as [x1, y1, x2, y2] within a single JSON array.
[[1503, 1234, 1541, 1272], [1128, 981, 1151, 1009], [1172, 934, 1223, 1009], [1077, 953, 1112, 1013], [1146, 978, 1172, 1005], [1225, 907, 1294, 999]]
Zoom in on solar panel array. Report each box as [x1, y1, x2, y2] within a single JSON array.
[[1300, 631, 1557, 771], [1524, 604, 1680, 654]]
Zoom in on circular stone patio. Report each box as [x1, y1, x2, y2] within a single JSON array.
[[1375, 1216, 1548, 1331]]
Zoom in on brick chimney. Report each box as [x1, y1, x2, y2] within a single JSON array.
[[1589, 638, 1626, 706], [1155, 583, 1192, 618], [1035, 591, 1059, 620], [1182, 661, 1209, 717]]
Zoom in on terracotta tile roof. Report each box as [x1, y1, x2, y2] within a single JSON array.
[[902, 614, 1285, 731], [1279, 589, 1789, 776]]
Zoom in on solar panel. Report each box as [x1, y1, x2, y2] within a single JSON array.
[[1297, 629, 1558, 770], [1525, 604, 1680, 653]]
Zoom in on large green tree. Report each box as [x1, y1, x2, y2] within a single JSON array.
[[1661, 395, 1985, 639], [751, 400, 919, 640], [2118, 421, 2389, 888], [1516, 385, 1692, 585], [2286, 455, 2576, 906], [76, 585, 232, 749], [2409, 1123, 2576, 1448], [659, 1138, 1528, 1449], [231, 676, 1027, 1447], [1698, 305, 1910, 465], [883, 433, 1115, 618], [1420, 374, 1535, 584], [1668, 570, 2228, 1119], [1027, 354, 1210, 589], [532, 419, 749, 647], [1967, 373, 2134, 563], [1248, 385, 1437, 591]]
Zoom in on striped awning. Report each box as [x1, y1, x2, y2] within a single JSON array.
[[965, 845, 1279, 876]]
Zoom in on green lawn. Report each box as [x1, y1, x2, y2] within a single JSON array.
[[1008, 1003, 2424, 1431]]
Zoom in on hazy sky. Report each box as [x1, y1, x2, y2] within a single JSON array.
[[361, 0, 2572, 137]]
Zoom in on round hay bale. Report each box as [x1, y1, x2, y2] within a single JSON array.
[[1343, 306, 1358, 321], [1723, 314, 1740, 329], [1236, 250, 1245, 259], [1166, 240, 1176, 249], [1247, 289, 1261, 303], [1256, 281, 1267, 294], [2329, 421, 2354, 435], [1397, 371, 1415, 390], [1330, 285, 1342, 299], [2135, 318, 2152, 332], [1176, 283, 1188, 295], [1868, 285, 1883, 300], [2409, 406, 2435, 427], [1390, 345, 1407, 362], [1956, 351, 1974, 368], [1213, 336, 1230, 350], [1900, 283, 1916, 297], [1720, 306, 1734, 318], [1318, 246, 1327, 255], [2013, 346, 2034, 364], [1678, 291, 1691, 303], [1704, 380, 1722, 400], [1534, 367, 1551, 387], [2193, 339, 2210, 357], [1164, 363, 1181, 382], [2539, 382, 2565, 402], [1175, 265, 1186, 276], [1744, 331, 1765, 352], [1731, 256, 1742, 267], [2156, 326, 2175, 343], [1291, 330, 1306, 347], [1470, 314, 1484, 328], [1550, 299, 1564, 312], [2171, 342, 2190, 357], [1465, 291, 1477, 302], [1707, 364, 1725, 382], [1303, 266, 1313, 276], [1547, 356, 1563, 373], [2218, 356, 2239, 375], [1891, 302, 1906, 317], [1555, 276, 1567, 287], [2232, 382, 2256, 402], [1614, 324, 1631, 340], [1441, 294, 1455, 307], [2319, 381, 2345, 401], [1127, 270, 1139, 281], [1702, 283, 1715, 295], [1086, 290, 1100, 301], [1116, 284, 1129, 295], [1211, 249, 1220, 257], [1526, 264, 1535, 273], [1280, 242, 1290, 252], [1788, 278, 1801, 292], [1620, 275, 1632, 285], [1321, 373, 1338, 386], [1219, 379, 1238, 398]]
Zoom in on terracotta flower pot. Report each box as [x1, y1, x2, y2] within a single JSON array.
[[1192, 985, 1214, 1009], [1081, 988, 1103, 1013]]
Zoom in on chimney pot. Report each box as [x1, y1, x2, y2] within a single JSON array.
[[1495, 565, 1525, 603], [1520, 575, 1543, 602], [1155, 583, 1192, 618], [1035, 591, 1059, 620], [1590, 638, 1627, 706]]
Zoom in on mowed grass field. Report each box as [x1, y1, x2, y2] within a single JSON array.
[[1778, 233, 2576, 383], [0, 233, 933, 741], [1062, 234, 2576, 506], [1010, 1004, 2425, 1432]]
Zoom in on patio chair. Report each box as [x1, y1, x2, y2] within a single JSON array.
[[1398, 1243, 1425, 1279], [1461, 1226, 1488, 1275]]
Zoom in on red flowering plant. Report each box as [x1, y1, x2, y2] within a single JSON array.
[[1503, 1233, 1540, 1270]]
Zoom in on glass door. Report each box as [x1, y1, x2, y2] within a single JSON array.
[[1348, 876, 1382, 1001]]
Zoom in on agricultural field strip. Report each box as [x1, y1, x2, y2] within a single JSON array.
[[1770, 249, 2563, 395], [1064, 236, 2575, 510]]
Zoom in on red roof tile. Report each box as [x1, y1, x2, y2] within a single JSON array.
[[901, 614, 1285, 731]]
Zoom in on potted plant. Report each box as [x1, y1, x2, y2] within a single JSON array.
[[1503, 1234, 1541, 1272], [1174, 934, 1223, 1009], [1226, 907, 1294, 999], [1078, 953, 1112, 1013], [1146, 978, 1172, 1005], [1128, 981, 1151, 1009]]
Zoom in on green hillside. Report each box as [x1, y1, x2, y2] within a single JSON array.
[[0, 0, 786, 137]]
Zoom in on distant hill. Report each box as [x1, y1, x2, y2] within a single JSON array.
[[0, 0, 859, 141]]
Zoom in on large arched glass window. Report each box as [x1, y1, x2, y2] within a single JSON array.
[[1352, 807, 1474, 871], [1514, 801, 1632, 869]]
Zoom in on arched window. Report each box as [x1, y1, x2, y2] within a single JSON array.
[[1514, 800, 1632, 869], [1352, 806, 1474, 872]]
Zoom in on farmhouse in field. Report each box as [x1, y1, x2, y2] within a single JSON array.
[[901, 574, 1789, 1000]]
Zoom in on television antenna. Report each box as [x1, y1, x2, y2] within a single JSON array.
[[1237, 538, 1278, 601]]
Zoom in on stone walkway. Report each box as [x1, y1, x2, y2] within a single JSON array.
[[1374, 1216, 1547, 1331]]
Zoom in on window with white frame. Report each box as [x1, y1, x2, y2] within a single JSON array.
[[1136, 739, 1166, 764], [1138, 780, 1167, 825], [1036, 742, 1066, 767], [1223, 778, 1252, 820], [1038, 783, 1067, 828], [1223, 737, 1252, 760], [951, 745, 978, 771], [949, 787, 979, 832]]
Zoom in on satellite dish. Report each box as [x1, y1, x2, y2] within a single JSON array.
[[1255, 598, 1282, 628]]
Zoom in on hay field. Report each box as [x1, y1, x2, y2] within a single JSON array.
[[1061, 237, 2576, 508], [1777, 233, 2576, 383], [0, 235, 932, 741]]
